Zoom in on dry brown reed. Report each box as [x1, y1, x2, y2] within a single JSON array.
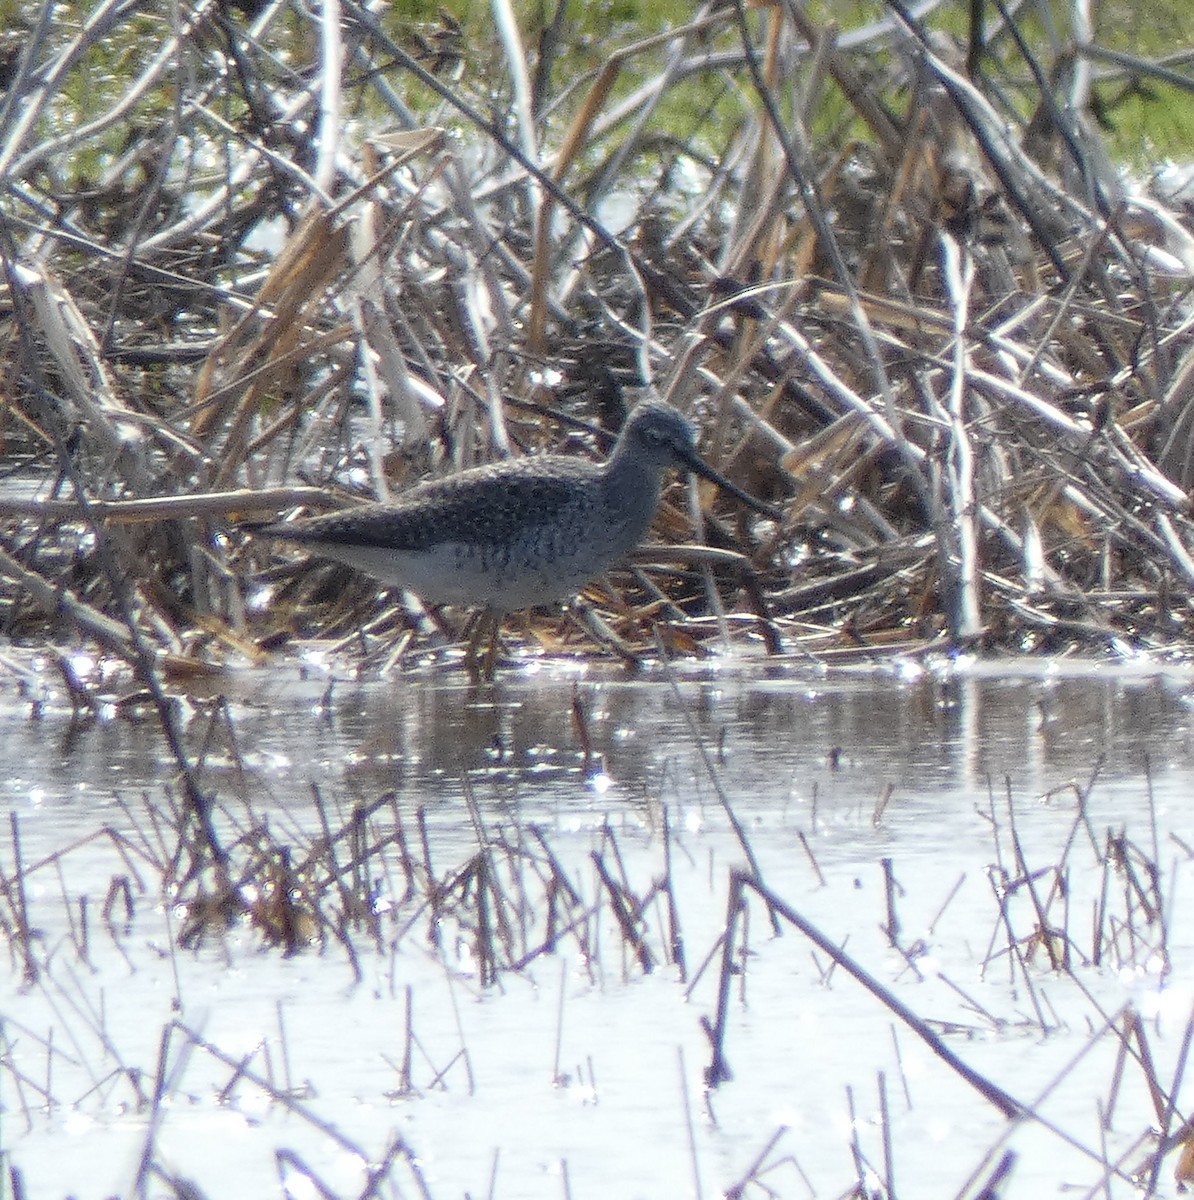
[[0, 4, 1190, 674]]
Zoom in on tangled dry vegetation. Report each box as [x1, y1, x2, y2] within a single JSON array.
[[2, 1, 1194, 676]]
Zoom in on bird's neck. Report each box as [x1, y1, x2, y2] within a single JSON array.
[[600, 451, 669, 551]]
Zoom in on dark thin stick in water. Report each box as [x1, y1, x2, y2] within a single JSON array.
[[51, 853, 80, 955], [274, 1150, 337, 1200], [1145, 1005, 1194, 1196], [985, 866, 1045, 1028], [731, 870, 1023, 1117], [397, 984, 414, 1095], [737, 893, 752, 1004], [1144, 751, 1161, 869], [808, 936, 849, 988], [485, 1147, 500, 1200], [44, 1027, 52, 1130], [970, 1003, 1141, 1196], [590, 850, 653, 974], [101, 874, 135, 925], [1103, 1015, 1130, 1131], [846, 1084, 865, 1189], [132, 1022, 177, 1199], [982, 773, 1004, 852], [703, 873, 744, 1087], [683, 928, 727, 1000], [890, 1025, 914, 1110], [437, 952, 476, 1096], [797, 830, 825, 887], [892, 938, 926, 985], [723, 1125, 790, 1199], [1096, 1099, 1114, 1200], [570, 684, 593, 773], [1004, 780, 1050, 941], [276, 1000, 293, 1096], [928, 872, 966, 935], [881, 856, 900, 947], [310, 783, 351, 922], [416, 805, 437, 933], [599, 821, 634, 897], [878, 1070, 895, 1199], [1093, 832, 1112, 968], [159, 892, 185, 1011], [386, 796, 416, 904], [662, 804, 687, 978], [422, 1048, 468, 1094], [464, 775, 514, 979], [1001, 781, 1053, 1026], [528, 825, 584, 907], [872, 782, 894, 826], [187, 1021, 375, 1154], [1123, 832, 1163, 925], [1061, 861, 1075, 970], [959, 1149, 1016, 1200], [0, 1022, 35, 1134], [934, 969, 1002, 1030], [9, 813, 36, 985], [76, 892, 90, 967]]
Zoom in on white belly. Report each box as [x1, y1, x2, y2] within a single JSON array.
[[314, 538, 613, 612]]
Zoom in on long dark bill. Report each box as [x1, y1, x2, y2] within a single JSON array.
[[680, 446, 783, 521]]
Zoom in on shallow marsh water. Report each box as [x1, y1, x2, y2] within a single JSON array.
[[2, 652, 1193, 1198]]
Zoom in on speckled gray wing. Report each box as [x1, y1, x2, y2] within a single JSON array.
[[262, 456, 605, 552]]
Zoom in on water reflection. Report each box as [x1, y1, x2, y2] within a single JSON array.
[[306, 661, 1194, 834], [5, 659, 1194, 832]]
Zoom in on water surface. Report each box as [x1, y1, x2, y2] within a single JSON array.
[[3, 654, 1192, 1198]]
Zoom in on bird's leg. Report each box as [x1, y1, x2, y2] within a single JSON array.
[[481, 614, 502, 680], [463, 609, 502, 679]]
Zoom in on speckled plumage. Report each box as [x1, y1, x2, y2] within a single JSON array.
[[252, 400, 759, 612]]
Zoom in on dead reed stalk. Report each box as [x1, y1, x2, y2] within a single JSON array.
[[0, 5, 1188, 668]]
